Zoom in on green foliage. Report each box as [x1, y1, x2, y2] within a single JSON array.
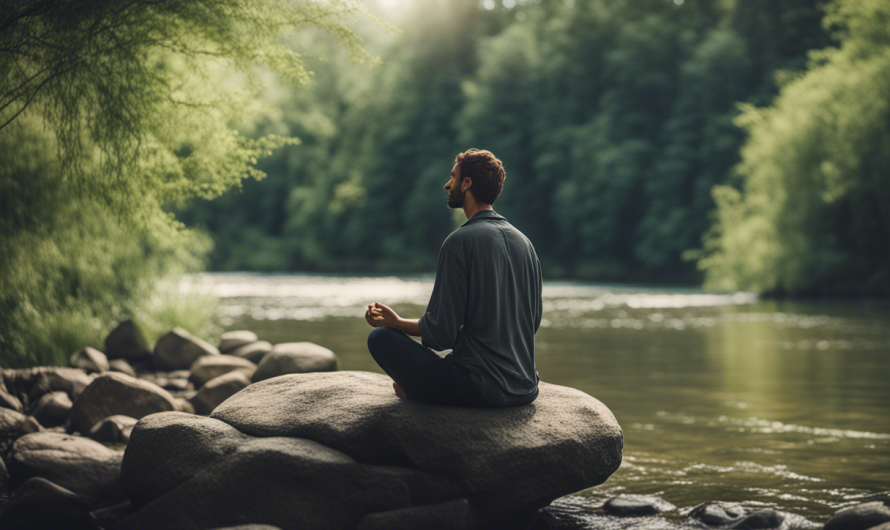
[[1, 0, 380, 365], [698, 0, 890, 295]]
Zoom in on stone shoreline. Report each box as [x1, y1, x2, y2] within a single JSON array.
[[0, 320, 886, 529]]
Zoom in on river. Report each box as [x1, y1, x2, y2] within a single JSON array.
[[184, 272, 890, 528]]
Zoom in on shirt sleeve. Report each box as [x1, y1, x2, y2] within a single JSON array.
[[534, 256, 543, 333], [418, 246, 468, 351]]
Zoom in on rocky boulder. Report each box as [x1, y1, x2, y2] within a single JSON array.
[[190, 371, 252, 415], [7, 432, 125, 507], [104, 320, 151, 360], [252, 342, 338, 382], [70, 347, 110, 373], [230, 341, 273, 364], [153, 327, 219, 371], [189, 355, 257, 389], [219, 330, 258, 353], [0, 380, 23, 412], [69, 372, 177, 434], [119, 412, 414, 530], [211, 371, 623, 523]]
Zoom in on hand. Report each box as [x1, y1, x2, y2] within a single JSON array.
[[365, 302, 401, 328]]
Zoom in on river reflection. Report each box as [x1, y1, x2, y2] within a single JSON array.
[[184, 273, 890, 528]]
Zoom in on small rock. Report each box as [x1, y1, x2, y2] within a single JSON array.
[[70, 347, 110, 373], [210, 526, 282, 530], [0, 477, 97, 530], [824, 499, 890, 530], [728, 509, 783, 529], [356, 498, 471, 530], [69, 372, 177, 434], [7, 432, 125, 507], [89, 415, 138, 444], [31, 391, 72, 428], [190, 371, 252, 415], [0, 455, 10, 505], [219, 330, 259, 353], [2, 367, 94, 407], [0, 408, 42, 459], [603, 494, 675, 516], [0, 385, 23, 412], [190, 355, 257, 389], [108, 359, 137, 378], [163, 378, 190, 392], [252, 342, 338, 382], [689, 501, 747, 526], [230, 340, 273, 364], [174, 397, 195, 414], [153, 327, 220, 371], [104, 320, 151, 360]]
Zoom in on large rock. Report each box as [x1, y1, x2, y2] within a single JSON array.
[[189, 355, 257, 389], [0, 477, 98, 530], [153, 327, 219, 371], [190, 371, 252, 415], [219, 330, 258, 353], [70, 347, 110, 373], [356, 499, 471, 530], [0, 407, 41, 459], [252, 342, 338, 382], [104, 320, 150, 360], [69, 372, 177, 434], [30, 391, 72, 428], [824, 499, 890, 530], [118, 412, 413, 530], [230, 340, 273, 364], [89, 415, 138, 444], [211, 371, 623, 522], [7, 432, 125, 507]]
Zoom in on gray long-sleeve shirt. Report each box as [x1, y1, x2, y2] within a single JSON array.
[[418, 209, 542, 405]]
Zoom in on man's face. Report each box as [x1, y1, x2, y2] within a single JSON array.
[[445, 163, 468, 209]]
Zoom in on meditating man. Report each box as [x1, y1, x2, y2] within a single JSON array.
[[365, 148, 542, 407]]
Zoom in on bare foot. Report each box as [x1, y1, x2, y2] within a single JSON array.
[[393, 382, 407, 400]]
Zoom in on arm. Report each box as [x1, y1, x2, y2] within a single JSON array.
[[417, 247, 467, 351]]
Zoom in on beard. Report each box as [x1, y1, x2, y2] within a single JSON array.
[[447, 185, 465, 209]]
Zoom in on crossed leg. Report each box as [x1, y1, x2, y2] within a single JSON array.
[[367, 326, 474, 406]]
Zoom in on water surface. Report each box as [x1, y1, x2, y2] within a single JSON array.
[[185, 273, 890, 528]]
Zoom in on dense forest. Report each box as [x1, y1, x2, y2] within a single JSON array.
[[2, 0, 888, 366], [177, 0, 843, 286]]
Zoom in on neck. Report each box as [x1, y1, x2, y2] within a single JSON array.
[[463, 199, 493, 220]]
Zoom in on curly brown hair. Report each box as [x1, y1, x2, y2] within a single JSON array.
[[454, 148, 506, 205]]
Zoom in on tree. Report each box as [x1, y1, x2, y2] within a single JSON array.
[[0, 0, 382, 365], [697, 0, 890, 295]]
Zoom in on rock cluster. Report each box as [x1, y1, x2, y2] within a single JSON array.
[[119, 371, 624, 529], [0, 322, 343, 529]]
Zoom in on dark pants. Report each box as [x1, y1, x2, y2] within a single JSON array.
[[367, 327, 489, 407]]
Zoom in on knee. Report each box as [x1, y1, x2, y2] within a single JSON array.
[[367, 326, 396, 353]]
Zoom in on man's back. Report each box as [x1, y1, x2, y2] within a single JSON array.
[[418, 209, 542, 406]]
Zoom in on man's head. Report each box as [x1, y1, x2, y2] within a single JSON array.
[[445, 148, 506, 208]]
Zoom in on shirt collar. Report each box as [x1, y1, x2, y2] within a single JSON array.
[[460, 209, 507, 227]]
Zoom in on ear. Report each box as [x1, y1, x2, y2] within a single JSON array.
[[461, 177, 472, 192]]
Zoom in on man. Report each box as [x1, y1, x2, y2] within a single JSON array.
[[365, 148, 542, 407]]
